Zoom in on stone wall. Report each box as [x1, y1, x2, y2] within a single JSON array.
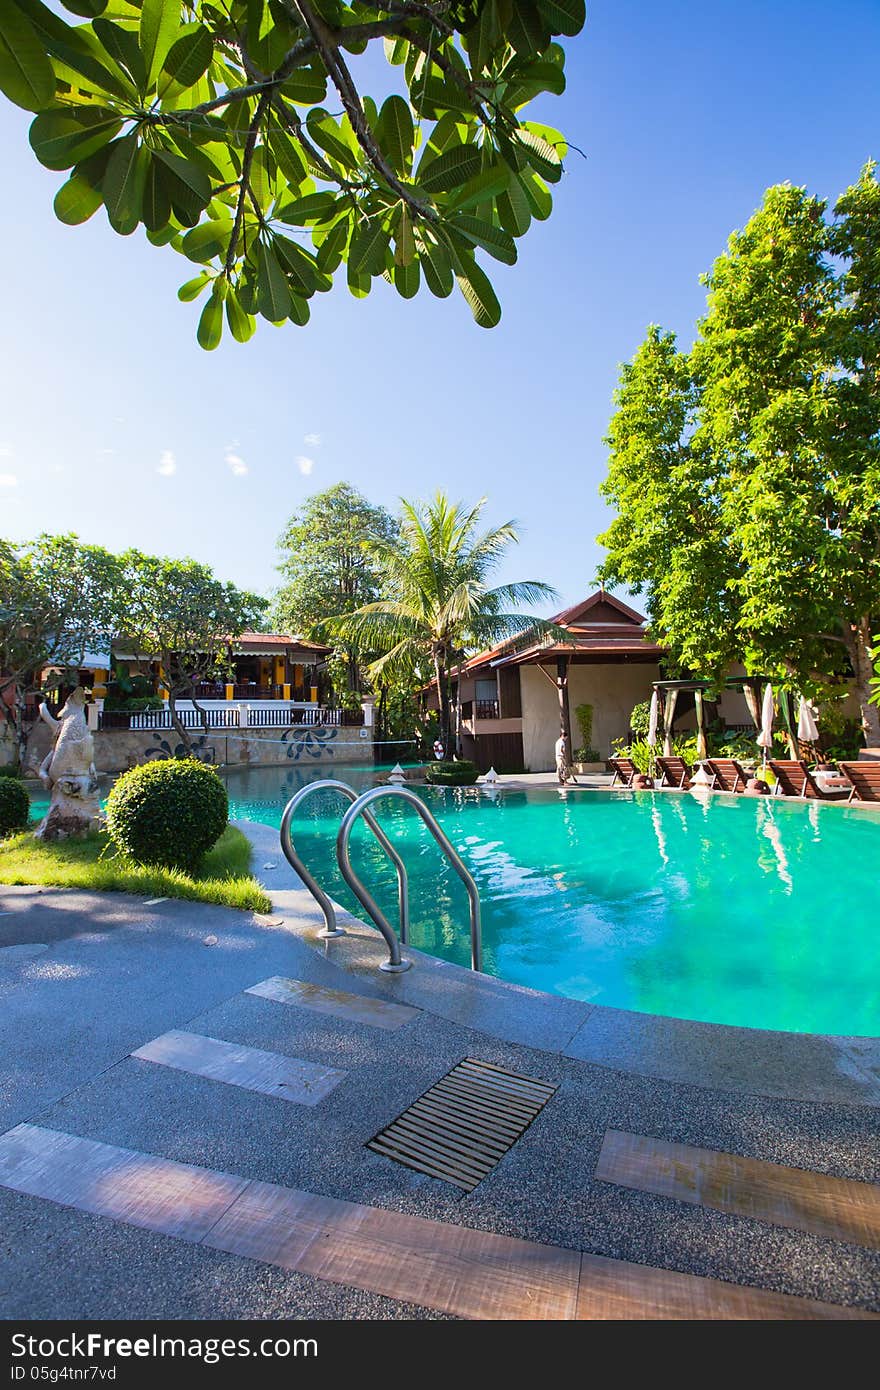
[[6, 721, 374, 775]]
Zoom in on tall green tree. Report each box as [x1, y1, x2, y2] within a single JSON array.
[[1, 0, 582, 348], [273, 482, 396, 692], [117, 550, 266, 752], [334, 491, 557, 754], [0, 534, 119, 765], [599, 166, 880, 743]]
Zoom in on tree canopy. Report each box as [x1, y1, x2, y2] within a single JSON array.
[[0, 534, 119, 762], [1, 0, 583, 347], [273, 481, 396, 692], [333, 490, 557, 752], [599, 164, 880, 742], [116, 549, 266, 747]]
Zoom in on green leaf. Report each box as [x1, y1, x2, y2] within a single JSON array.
[[153, 147, 211, 225], [58, 0, 107, 14], [142, 153, 172, 231], [181, 217, 232, 263], [102, 133, 147, 234], [419, 143, 482, 194], [306, 110, 360, 171], [508, 0, 551, 55], [395, 206, 415, 266], [314, 218, 349, 273], [162, 24, 212, 89], [450, 215, 517, 265], [274, 235, 318, 295], [268, 129, 307, 188], [0, 3, 55, 110], [275, 191, 338, 225], [13, 0, 134, 101], [347, 257, 371, 298], [53, 173, 103, 224], [139, 0, 179, 87], [257, 242, 293, 321], [197, 287, 223, 350], [377, 95, 414, 176], [225, 288, 256, 342], [287, 292, 310, 326], [518, 169, 552, 220], [91, 18, 146, 93], [513, 126, 563, 183], [536, 0, 585, 36], [177, 272, 211, 302], [29, 107, 122, 171], [349, 216, 390, 276], [384, 35, 408, 65], [394, 257, 420, 300], [454, 254, 502, 328], [444, 165, 510, 214], [279, 62, 327, 107], [417, 235, 453, 298], [497, 174, 531, 236]]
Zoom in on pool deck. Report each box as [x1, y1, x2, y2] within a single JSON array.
[[0, 814, 878, 1321]]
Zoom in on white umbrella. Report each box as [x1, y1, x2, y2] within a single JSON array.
[[797, 696, 819, 744], [647, 689, 659, 747], [757, 683, 775, 759]]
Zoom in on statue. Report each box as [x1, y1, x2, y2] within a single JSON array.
[[35, 687, 101, 840]]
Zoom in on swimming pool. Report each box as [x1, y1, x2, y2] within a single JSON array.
[[222, 763, 880, 1038]]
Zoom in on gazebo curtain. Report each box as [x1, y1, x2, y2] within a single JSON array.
[[662, 687, 678, 756]]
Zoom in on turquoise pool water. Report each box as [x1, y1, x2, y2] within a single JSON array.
[[220, 763, 880, 1038]]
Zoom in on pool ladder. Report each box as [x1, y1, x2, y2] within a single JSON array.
[[279, 780, 483, 975]]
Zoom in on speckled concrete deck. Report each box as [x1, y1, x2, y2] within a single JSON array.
[[1, 856, 878, 1319]]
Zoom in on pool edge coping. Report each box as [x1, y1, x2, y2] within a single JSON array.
[[234, 818, 880, 1111]]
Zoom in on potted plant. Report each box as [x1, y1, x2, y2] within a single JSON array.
[[573, 703, 604, 773]]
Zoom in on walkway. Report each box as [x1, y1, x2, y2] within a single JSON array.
[[0, 879, 878, 1319]]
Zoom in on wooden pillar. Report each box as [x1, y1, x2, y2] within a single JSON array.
[[556, 656, 573, 759]]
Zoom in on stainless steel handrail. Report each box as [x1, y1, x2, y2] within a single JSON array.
[[278, 781, 408, 966], [336, 785, 483, 973]]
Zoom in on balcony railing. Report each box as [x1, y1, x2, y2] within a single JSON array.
[[98, 706, 364, 731], [191, 682, 311, 701], [475, 699, 500, 720]]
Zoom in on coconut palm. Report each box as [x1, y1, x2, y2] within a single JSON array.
[[334, 493, 561, 756]]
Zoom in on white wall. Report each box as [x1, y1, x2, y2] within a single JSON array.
[[519, 662, 660, 771]]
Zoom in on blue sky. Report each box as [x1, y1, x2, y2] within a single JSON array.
[[1, 0, 878, 616]]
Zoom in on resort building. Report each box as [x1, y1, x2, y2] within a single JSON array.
[[426, 591, 667, 772]]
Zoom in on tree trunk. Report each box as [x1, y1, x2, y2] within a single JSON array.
[[433, 650, 452, 758], [454, 661, 464, 758], [168, 688, 193, 757], [556, 656, 573, 771], [845, 617, 880, 746]]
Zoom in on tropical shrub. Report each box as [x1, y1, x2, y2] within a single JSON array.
[[0, 779, 29, 837], [424, 760, 480, 786], [629, 701, 652, 738], [0, 764, 24, 779], [105, 758, 228, 871], [574, 747, 601, 763]]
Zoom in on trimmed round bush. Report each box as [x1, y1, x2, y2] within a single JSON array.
[[424, 759, 480, 786], [105, 758, 228, 871], [0, 778, 29, 836]]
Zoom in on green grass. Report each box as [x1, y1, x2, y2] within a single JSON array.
[[0, 824, 272, 913]]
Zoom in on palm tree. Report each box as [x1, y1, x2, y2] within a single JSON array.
[[334, 493, 560, 757]]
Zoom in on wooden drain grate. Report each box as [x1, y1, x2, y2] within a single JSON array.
[[367, 1058, 558, 1192]]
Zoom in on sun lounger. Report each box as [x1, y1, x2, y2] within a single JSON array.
[[838, 761, 880, 803], [703, 758, 749, 793], [767, 760, 850, 801], [608, 757, 638, 787], [656, 756, 693, 789]]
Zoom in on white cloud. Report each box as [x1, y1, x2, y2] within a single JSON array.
[[296, 455, 314, 476], [98, 447, 116, 456], [157, 450, 176, 477], [225, 450, 248, 477], [303, 432, 321, 447], [0, 472, 18, 488], [0, 443, 12, 459]]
